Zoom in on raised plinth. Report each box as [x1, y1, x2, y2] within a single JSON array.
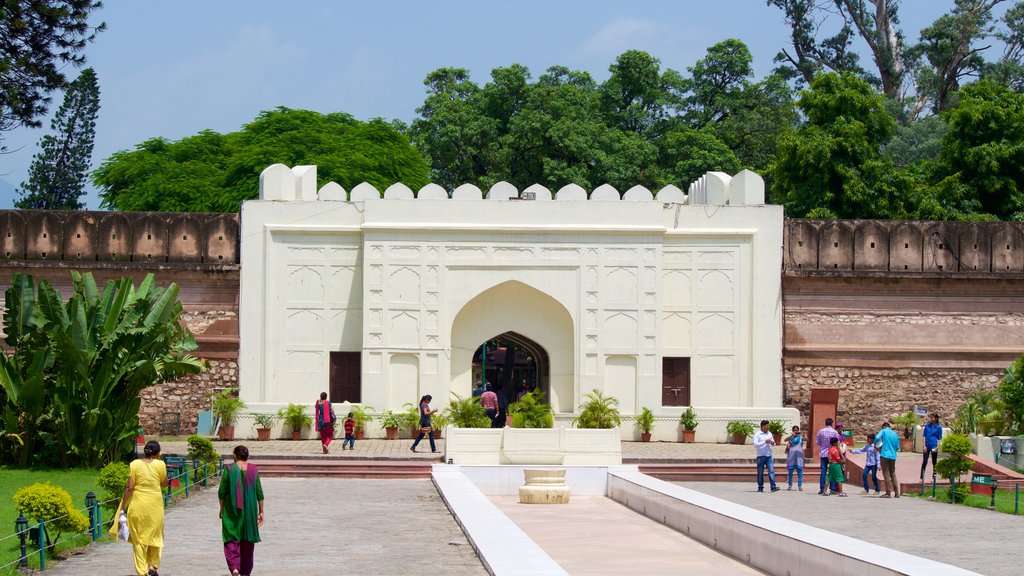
[[519, 469, 571, 504]]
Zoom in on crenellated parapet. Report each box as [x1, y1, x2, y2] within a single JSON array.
[[0, 210, 239, 264], [785, 219, 1024, 275], [257, 163, 766, 206]]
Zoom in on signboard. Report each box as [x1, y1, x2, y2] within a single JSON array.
[[1000, 438, 1017, 455], [914, 405, 928, 418]]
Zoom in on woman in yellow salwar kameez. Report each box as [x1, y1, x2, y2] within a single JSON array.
[[117, 440, 168, 576], [219, 445, 264, 576]]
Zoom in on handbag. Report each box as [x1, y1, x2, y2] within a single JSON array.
[[117, 511, 130, 541]]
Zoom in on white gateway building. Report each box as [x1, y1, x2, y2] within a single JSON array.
[[238, 164, 795, 440]]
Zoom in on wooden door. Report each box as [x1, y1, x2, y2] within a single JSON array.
[[661, 357, 690, 406], [329, 352, 361, 403]]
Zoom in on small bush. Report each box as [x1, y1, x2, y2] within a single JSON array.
[[96, 462, 130, 510], [509, 390, 554, 428], [573, 390, 621, 429], [634, 407, 655, 434], [678, 407, 699, 431], [187, 434, 218, 463], [935, 433, 975, 500], [12, 482, 90, 550], [445, 392, 490, 428], [726, 420, 756, 438]]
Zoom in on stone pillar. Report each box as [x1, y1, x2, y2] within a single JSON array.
[[518, 469, 571, 504]]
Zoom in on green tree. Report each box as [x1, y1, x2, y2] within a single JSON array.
[[770, 72, 921, 218], [0, 0, 104, 151], [0, 271, 205, 467], [767, 0, 867, 86], [17, 68, 100, 210], [931, 80, 1024, 219], [997, 353, 1024, 434], [982, 2, 1024, 91], [93, 108, 430, 212]]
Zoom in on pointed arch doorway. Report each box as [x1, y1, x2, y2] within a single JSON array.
[[472, 331, 550, 413]]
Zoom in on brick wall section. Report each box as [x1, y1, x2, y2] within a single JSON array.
[[139, 359, 238, 436], [784, 366, 1002, 434]]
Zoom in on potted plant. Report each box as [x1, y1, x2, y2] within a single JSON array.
[[252, 413, 276, 441], [679, 407, 698, 443], [892, 411, 919, 452], [572, 390, 621, 429], [351, 405, 373, 440], [726, 420, 755, 445], [768, 420, 786, 445], [212, 390, 245, 441], [445, 392, 491, 428], [277, 403, 312, 440], [431, 411, 451, 439], [509, 390, 555, 428], [635, 407, 655, 442], [401, 403, 423, 437], [380, 411, 401, 440]]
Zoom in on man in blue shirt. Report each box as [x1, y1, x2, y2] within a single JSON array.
[[921, 413, 943, 479], [874, 421, 902, 498]]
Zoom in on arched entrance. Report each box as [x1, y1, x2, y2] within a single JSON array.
[[471, 331, 549, 411], [450, 280, 574, 413]]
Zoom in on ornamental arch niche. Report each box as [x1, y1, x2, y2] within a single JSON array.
[[450, 280, 574, 413]]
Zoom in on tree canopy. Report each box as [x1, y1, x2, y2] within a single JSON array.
[[92, 107, 431, 212]]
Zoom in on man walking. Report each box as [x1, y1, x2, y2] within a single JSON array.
[[875, 421, 902, 498], [753, 420, 780, 492], [815, 418, 840, 495]]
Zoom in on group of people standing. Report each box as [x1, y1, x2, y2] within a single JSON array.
[[755, 413, 943, 499], [112, 441, 265, 576]]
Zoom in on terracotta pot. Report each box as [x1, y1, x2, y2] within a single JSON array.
[[291, 430, 301, 441], [385, 426, 399, 440], [732, 433, 747, 445], [355, 429, 365, 440], [900, 437, 914, 452], [256, 428, 270, 441], [218, 426, 234, 441], [682, 429, 696, 443], [432, 427, 443, 439], [772, 434, 782, 445], [641, 432, 652, 442]]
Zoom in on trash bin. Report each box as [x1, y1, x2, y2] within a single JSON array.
[[842, 430, 854, 446], [970, 473, 994, 495]]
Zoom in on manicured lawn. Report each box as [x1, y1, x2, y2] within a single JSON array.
[[906, 486, 1024, 515], [0, 467, 105, 573]]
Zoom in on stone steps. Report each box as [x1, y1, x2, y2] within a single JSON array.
[[255, 459, 436, 479]]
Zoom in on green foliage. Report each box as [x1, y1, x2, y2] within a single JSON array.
[[634, 407, 656, 434], [17, 68, 100, 209], [0, 271, 205, 467], [935, 433, 975, 500], [12, 482, 89, 549], [95, 462, 129, 510], [351, 405, 374, 431], [92, 107, 431, 212], [509, 390, 554, 429], [186, 434, 218, 464], [251, 413, 276, 429], [998, 353, 1024, 434], [399, 403, 421, 430], [378, 410, 401, 429], [940, 433, 974, 458], [277, 403, 311, 432], [573, 390, 621, 429], [212, 391, 246, 428], [768, 420, 787, 435], [0, 0, 104, 151], [678, 407, 699, 431], [445, 392, 490, 428], [979, 410, 1007, 436], [891, 411, 919, 440], [726, 420, 755, 438]]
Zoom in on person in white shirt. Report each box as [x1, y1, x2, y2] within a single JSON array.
[[753, 419, 780, 492]]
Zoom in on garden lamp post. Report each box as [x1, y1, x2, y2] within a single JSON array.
[[85, 491, 97, 539], [15, 513, 28, 567], [990, 477, 998, 510]]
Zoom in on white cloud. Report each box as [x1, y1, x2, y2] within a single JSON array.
[[582, 18, 664, 56]]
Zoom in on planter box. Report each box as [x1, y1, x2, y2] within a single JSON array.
[[445, 427, 622, 465]]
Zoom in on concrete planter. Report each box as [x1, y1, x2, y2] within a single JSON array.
[[445, 427, 622, 465]]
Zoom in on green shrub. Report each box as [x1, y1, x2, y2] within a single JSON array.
[[351, 405, 374, 431], [186, 434, 218, 463], [12, 482, 89, 551], [379, 411, 402, 428], [573, 390, 621, 429], [726, 420, 755, 438], [445, 392, 490, 428], [678, 407, 699, 431], [96, 462, 129, 510], [277, 403, 312, 433], [891, 411, 919, 439], [768, 420, 786, 435], [935, 433, 975, 502], [509, 390, 554, 428], [634, 407, 655, 434], [398, 403, 421, 430]]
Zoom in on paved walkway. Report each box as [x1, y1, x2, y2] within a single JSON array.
[[491, 495, 765, 575], [45, 478, 486, 576], [679, 481, 1023, 576]]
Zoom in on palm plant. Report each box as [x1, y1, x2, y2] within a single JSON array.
[[573, 390, 621, 429], [445, 392, 490, 428], [509, 390, 554, 428]]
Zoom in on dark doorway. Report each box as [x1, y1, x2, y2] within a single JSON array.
[[471, 331, 548, 410], [330, 351, 361, 403], [662, 357, 691, 406]]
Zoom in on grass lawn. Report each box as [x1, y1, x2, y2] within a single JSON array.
[[0, 467, 105, 574], [906, 486, 1024, 515]]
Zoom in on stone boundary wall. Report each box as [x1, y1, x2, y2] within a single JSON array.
[[138, 358, 238, 435], [784, 366, 1002, 434], [0, 210, 239, 264], [786, 219, 1024, 275]]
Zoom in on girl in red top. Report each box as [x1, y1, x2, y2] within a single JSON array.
[[825, 437, 847, 497], [315, 392, 335, 454]]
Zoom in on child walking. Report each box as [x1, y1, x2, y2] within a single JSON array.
[[850, 433, 881, 494], [783, 425, 805, 491], [825, 437, 847, 497], [342, 412, 356, 450]]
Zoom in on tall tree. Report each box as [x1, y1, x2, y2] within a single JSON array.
[[767, 0, 866, 86], [0, 0, 104, 151], [983, 2, 1024, 90], [16, 68, 100, 210]]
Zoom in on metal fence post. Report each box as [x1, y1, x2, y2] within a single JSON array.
[[990, 477, 998, 510], [37, 519, 45, 571], [951, 477, 956, 504], [95, 504, 103, 541], [1015, 483, 1020, 515], [184, 465, 190, 498], [931, 472, 937, 499]]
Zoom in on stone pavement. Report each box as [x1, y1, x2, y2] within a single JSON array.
[[44, 478, 486, 576], [680, 481, 1023, 576]]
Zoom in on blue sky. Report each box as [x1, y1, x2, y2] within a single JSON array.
[[0, 0, 969, 208]]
